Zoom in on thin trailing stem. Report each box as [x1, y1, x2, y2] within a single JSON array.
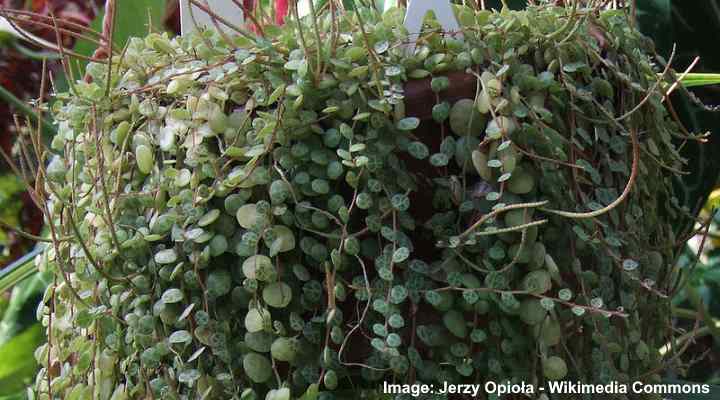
[[541, 128, 639, 219], [0, 219, 52, 242], [231, 0, 266, 37], [188, 0, 258, 41], [685, 262, 720, 343], [663, 56, 699, 101], [0, 8, 102, 37], [201, 0, 237, 49], [614, 44, 676, 122], [475, 219, 548, 236], [102, 0, 116, 94], [307, 0, 324, 82], [3, 11, 107, 63], [91, 108, 123, 255], [0, 12, 106, 49], [427, 286, 629, 318], [49, 13, 78, 95], [0, 85, 56, 138], [659, 317, 714, 357], [338, 256, 388, 371], [457, 200, 549, 241]]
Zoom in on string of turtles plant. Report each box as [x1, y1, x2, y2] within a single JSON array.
[[30, 1, 697, 399]]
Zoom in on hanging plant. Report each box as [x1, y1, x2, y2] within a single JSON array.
[[33, 1, 695, 399]]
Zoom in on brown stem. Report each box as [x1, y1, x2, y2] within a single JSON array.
[[541, 127, 639, 219]]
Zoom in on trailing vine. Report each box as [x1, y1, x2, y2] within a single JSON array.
[[34, 2, 693, 399]]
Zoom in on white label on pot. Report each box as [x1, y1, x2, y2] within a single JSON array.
[[180, 0, 244, 36], [404, 0, 463, 53]]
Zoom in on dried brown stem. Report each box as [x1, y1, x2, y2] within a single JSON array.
[[614, 44, 676, 122], [1, 8, 102, 36], [541, 128, 639, 219], [1, 11, 105, 48], [231, 0, 266, 38], [188, 0, 256, 41]]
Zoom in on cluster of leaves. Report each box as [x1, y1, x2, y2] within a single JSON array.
[[0, 0, 103, 267], [0, 2, 174, 398], [0, 2, 102, 398], [35, 2, 692, 400]]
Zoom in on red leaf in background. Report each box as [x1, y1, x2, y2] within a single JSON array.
[[243, 0, 261, 34], [275, 0, 288, 25], [164, 0, 181, 34]]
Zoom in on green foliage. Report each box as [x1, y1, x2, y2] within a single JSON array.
[[73, 0, 166, 75], [0, 272, 48, 345], [0, 174, 23, 261], [680, 74, 720, 88], [0, 325, 43, 396], [0, 273, 48, 398], [0, 247, 44, 295], [38, 2, 690, 399]]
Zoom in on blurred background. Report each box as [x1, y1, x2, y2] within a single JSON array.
[[0, 1, 718, 398]]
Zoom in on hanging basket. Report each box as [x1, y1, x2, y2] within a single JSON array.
[[36, 3, 691, 399]]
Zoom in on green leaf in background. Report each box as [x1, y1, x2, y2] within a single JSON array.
[[0, 298, 7, 324], [0, 271, 49, 346], [0, 324, 43, 396], [0, 391, 28, 400], [0, 246, 44, 295], [681, 73, 720, 88], [72, 0, 165, 74], [0, 271, 48, 398], [0, 175, 24, 255]]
